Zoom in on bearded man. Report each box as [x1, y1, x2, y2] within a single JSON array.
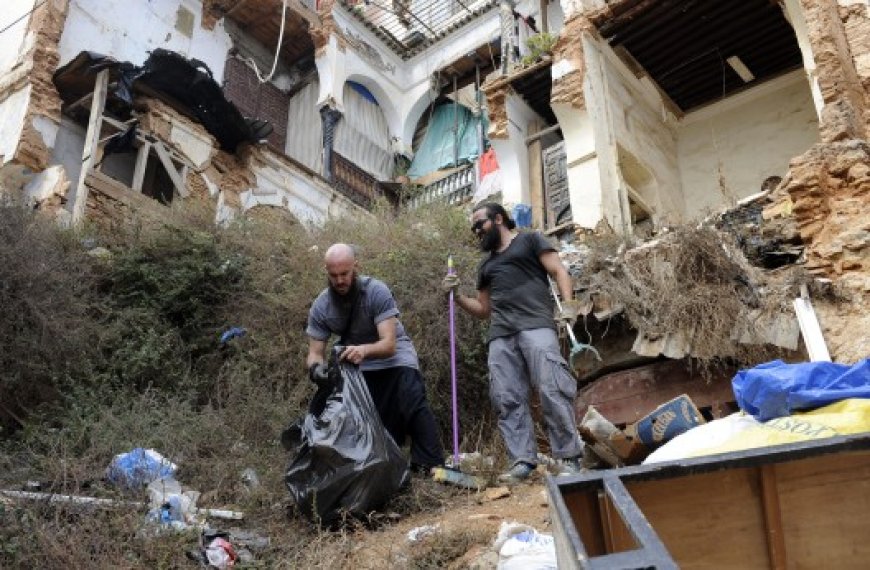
[[306, 243, 444, 473], [442, 203, 583, 484]]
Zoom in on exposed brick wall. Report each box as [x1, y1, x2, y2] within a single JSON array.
[[222, 57, 289, 153]]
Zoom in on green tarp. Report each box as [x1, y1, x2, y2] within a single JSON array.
[[408, 103, 486, 179]]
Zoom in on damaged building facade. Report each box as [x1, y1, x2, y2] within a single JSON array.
[[0, 2, 868, 414]]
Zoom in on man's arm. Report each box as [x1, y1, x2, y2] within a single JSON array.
[[454, 287, 491, 320], [307, 338, 328, 368], [340, 316, 398, 365], [540, 250, 573, 301]]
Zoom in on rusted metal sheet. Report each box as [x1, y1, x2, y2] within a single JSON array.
[[577, 359, 737, 426]]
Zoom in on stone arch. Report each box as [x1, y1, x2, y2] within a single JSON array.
[[343, 73, 401, 144], [400, 82, 440, 158]]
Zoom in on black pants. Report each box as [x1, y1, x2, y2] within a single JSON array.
[[362, 366, 444, 469]]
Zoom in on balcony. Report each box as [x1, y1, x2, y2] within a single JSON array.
[[332, 152, 398, 209], [407, 163, 475, 208]]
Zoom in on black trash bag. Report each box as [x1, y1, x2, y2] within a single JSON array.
[[282, 350, 410, 525]]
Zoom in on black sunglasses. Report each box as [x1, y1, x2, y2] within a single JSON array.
[[471, 218, 489, 234]]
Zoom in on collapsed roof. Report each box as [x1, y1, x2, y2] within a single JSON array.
[[53, 49, 271, 152]]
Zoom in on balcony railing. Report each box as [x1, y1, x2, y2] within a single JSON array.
[[407, 163, 476, 209], [332, 152, 398, 209]]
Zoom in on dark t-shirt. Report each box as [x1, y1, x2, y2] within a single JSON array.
[[476, 231, 557, 341]]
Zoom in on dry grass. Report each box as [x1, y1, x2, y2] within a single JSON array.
[[579, 226, 801, 366], [0, 198, 500, 568]]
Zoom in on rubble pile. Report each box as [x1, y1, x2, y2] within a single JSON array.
[[560, 222, 804, 364]]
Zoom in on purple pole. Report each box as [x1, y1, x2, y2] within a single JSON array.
[[448, 256, 460, 466]]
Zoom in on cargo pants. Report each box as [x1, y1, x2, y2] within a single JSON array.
[[488, 327, 583, 466]]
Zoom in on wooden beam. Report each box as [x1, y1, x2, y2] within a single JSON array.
[[131, 142, 151, 193], [527, 121, 545, 228], [482, 56, 552, 94], [63, 92, 94, 114], [287, 0, 321, 27], [154, 141, 189, 198], [793, 285, 831, 362], [759, 465, 788, 570], [69, 69, 109, 225]]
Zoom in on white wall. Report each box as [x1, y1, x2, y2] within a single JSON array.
[[598, 41, 683, 224], [677, 71, 819, 218], [58, 0, 233, 82], [0, 0, 36, 75], [0, 85, 31, 164], [490, 91, 545, 207]]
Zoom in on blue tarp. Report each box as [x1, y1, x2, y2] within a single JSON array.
[[347, 81, 378, 105], [732, 359, 870, 421], [407, 103, 486, 178]]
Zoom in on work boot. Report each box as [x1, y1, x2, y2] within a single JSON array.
[[497, 462, 536, 485], [556, 456, 584, 477]]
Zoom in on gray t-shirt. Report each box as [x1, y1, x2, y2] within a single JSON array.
[[476, 231, 557, 341], [306, 276, 419, 371]]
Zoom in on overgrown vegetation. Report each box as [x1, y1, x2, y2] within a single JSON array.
[[0, 198, 495, 567], [0, 197, 806, 567], [522, 32, 557, 66]]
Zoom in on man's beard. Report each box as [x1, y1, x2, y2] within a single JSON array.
[[329, 272, 359, 299], [479, 225, 501, 252]]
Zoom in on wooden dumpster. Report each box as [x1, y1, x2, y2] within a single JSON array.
[[547, 433, 870, 569]]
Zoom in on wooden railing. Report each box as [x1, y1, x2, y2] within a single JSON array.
[[331, 152, 397, 209], [407, 163, 476, 209]]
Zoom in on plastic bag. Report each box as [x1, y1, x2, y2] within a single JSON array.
[[493, 522, 557, 570], [687, 398, 870, 457], [106, 448, 177, 489], [732, 359, 870, 421], [282, 354, 409, 525]]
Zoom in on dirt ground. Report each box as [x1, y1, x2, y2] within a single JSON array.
[[349, 472, 553, 569]]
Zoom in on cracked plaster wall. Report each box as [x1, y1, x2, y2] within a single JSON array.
[[678, 72, 820, 219], [58, 0, 233, 84]]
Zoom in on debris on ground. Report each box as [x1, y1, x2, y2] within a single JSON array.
[[407, 523, 441, 542], [493, 521, 557, 570], [106, 448, 177, 490]]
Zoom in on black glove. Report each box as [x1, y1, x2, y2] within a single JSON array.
[[308, 362, 329, 385]]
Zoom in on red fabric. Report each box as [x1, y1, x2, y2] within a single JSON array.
[[479, 148, 499, 178]]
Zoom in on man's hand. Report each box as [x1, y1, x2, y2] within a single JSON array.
[[441, 273, 460, 295], [308, 362, 329, 385], [559, 299, 580, 325], [340, 345, 367, 365]]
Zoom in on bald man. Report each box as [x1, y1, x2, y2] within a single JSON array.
[[305, 244, 444, 473]]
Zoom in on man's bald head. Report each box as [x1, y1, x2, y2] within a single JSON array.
[[324, 243, 358, 296], [324, 243, 356, 265]]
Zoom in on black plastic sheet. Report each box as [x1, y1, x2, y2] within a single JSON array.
[[282, 353, 410, 525], [53, 49, 271, 152]]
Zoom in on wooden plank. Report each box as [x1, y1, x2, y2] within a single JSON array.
[[759, 464, 787, 569], [69, 69, 109, 225], [527, 121, 545, 228], [153, 141, 189, 198], [564, 487, 607, 557], [627, 467, 771, 568], [775, 450, 870, 568], [131, 142, 151, 192], [551, 435, 870, 569], [793, 285, 831, 362]]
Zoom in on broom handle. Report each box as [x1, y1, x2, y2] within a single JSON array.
[[448, 256, 460, 466]]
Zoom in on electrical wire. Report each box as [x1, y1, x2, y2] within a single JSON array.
[[0, 0, 47, 37], [241, 0, 289, 84]]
